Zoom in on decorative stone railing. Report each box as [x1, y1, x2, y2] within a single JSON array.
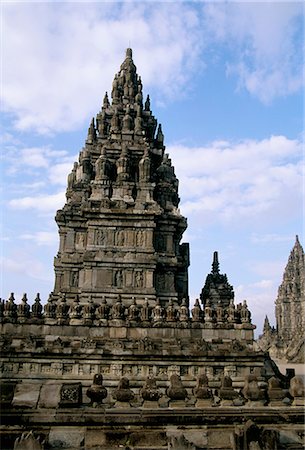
[[0, 293, 254, 328]]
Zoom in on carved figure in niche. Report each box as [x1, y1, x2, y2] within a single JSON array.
[[110, 107, 120, 132], [166, 272, 175, 291], [157, 274, 166, 291], [116, 230, 125, 246], [114, 270, 123, 288], [135, 271, 143, 288], [167, 374, 187, 401], [96, 229, 106, 245], [136, 230, 144, 246], [113, 377, 134, 403], [70, 272, 79, 288], [139, 147, 150, 181], [76, 232, 85, 248], [140, 376, 162, 401], [86, 374, 108, 405], [156, 234, 166, 252]]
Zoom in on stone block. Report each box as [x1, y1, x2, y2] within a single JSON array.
[[12, 383, 41, 408], [48, 427, 85, 448], [38, 383, 61, 408], [208, 429, 234, 448], [85, 429, 107, 447]]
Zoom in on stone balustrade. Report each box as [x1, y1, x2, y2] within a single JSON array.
[[0, 293, 253, 328]]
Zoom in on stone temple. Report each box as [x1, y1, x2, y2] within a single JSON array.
[[258, 235, 305, 363], [0, 49, 304, 450]]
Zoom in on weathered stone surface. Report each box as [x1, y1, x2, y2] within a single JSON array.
[[38, 383, 61, 408], [48, 427, 85, 449], [12, 383, 41, 408]]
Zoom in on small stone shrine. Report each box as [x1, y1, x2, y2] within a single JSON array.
[[0, 49, 304, 450]]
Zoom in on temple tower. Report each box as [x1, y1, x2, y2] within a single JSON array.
[[275, 235, 305, 341], [53, 48, 189, 307]]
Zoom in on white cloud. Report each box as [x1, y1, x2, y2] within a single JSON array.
[[19, 231, 58, 246], [1, 256, 53, 283], [9, 191, 65, 213], [170, 135, 302, 225], [2, 2, 204, 134], [203, 2, 303, 103]]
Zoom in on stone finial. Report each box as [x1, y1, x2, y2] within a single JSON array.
[[103, 91, 110, 108], [152, 298, 164, 325], [167, 374, 187, 401], [219, 375, 238, 405], [128, 297, 139, 322], [227, 298, 236, 323], [144, 94, 150, 111], [216, 300, 224, 323], [140, 376, 162, 402], [113, 377, 134, 404], [31, 293, 43, 318], [140, 298, 151, 322], [126, 48, 133, 58], [43, 293, 56, 319], [166, 298, 176, 322], [111, 295, 125, 320], [17, 293, 30, 321], [179, 298, 189, 323], [86, 374, 108, 406], [4, 293, 17, 320], [240, 300, 251, 323], [289, 376, 305, 406], [86, 117, 97, 143], [194, 374, 212, 407], [56, 293, 69, 324], [242, 375, 266, 406], [70, 296, 82, 320], [204, 300, 214, 323], [191, 298, 202, 322], [212, 251, 220, 274], [83, 296, 95, 324], [97, 296, 110, 321], [267, 376, 286, 406]]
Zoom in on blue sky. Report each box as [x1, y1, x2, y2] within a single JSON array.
[[1, 1, 304, 334]]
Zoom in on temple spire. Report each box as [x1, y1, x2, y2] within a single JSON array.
[[212, 251, 220, 274]]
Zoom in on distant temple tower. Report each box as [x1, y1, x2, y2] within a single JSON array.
[[53, 48, 189, 307], [275, 235, 305, 341], [258, 235, 305, 362]]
